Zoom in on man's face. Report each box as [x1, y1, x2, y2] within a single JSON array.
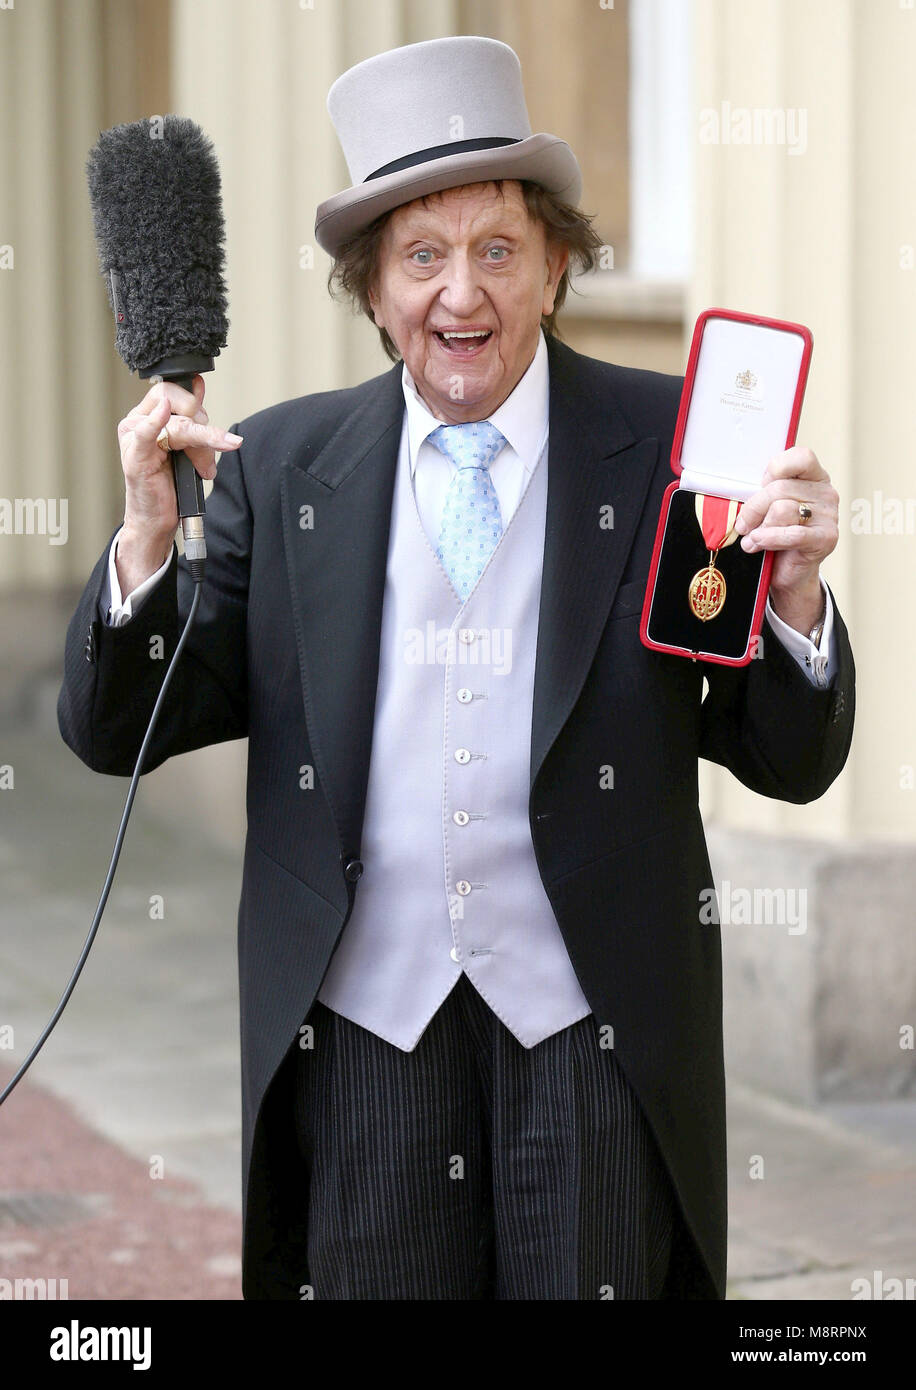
[[367, 181, 568, 424]]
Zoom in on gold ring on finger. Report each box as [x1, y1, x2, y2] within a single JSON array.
[[797, 501, 813, 524], [156, 427, 172, 454]]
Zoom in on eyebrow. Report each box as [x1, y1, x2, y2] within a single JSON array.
[[392, 215, 526, 244]]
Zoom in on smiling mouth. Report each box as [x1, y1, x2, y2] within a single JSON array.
[[433, 329, 493, 354]]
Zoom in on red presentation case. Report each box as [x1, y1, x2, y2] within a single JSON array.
[[639, 307, 813, 667]]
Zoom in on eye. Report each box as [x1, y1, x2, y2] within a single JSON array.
[[410, 248, 435, 265], [486, 245, 510, 262]]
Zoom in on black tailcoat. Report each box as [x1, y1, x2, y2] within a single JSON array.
[[58, 336, 855, 1298]]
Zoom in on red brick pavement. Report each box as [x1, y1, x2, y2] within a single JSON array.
[[0, 1065, 242, 1300]]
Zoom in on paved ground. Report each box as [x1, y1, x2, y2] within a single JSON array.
[[0, 668, 245, 1299], [726, 1086, 916, 1299], [0, 657, 913, 1301], [0, 1060, 242, 1300]]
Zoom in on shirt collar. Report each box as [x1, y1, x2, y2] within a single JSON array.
[[401, 329, 549, 475]]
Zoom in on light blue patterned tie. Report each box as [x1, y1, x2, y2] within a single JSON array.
[[428, 420, 507, 601]]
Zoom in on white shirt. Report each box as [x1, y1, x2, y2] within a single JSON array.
[[402, 332, 548, 543]]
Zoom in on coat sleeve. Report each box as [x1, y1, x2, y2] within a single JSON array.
[[57, 436, 253, 777], [698, 596, 855, 803]]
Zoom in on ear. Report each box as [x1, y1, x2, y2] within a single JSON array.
[[542, 240, 569, 318], [367, 283, 384, 328]]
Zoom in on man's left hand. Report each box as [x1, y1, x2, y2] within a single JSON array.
[[734, 445, 839, 635]]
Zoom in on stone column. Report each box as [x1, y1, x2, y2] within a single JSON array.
[[693, 0, 916, 1098]]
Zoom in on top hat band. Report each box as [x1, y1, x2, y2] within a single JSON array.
[[365, 136, 521, 182]]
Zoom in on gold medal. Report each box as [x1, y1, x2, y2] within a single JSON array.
[[688, 494, 742, 622], [689, 555, 727, 621]]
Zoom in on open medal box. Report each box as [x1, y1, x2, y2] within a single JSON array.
[[639, 308, 813, 667]]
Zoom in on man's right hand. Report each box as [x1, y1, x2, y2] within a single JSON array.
[[115, 374, 243, 597]]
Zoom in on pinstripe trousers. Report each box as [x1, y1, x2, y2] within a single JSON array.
[[291, 971, 678, 1299]]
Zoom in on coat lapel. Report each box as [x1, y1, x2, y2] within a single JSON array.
[[280, 363, 404, 863], [529, 337, 659, 791]]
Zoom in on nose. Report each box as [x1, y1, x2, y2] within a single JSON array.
[[437, 252, 485, 317]]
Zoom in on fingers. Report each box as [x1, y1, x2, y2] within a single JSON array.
[[121, 380, 209, 433], [120, 378, 213, 443], [735, 478, 838, 539], [119, 384, 242, 480], [137, 377, 203, 420], [157, 413, 243, 457], [760, 445, 828, 487], [742, 495, 834, 531], [740, 522, 830, 554], [738, 493, 838, 559], [117, 376, 243, 548], [124, 393, 172, 460], [732, 446, 839, 563]]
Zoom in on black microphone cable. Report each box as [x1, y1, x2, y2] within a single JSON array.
[[0, 566, 205, 1106]]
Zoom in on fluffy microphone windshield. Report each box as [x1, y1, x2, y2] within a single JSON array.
[[86, 115, 229, 373]]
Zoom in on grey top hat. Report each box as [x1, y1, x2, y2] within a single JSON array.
[[314, 36, 583, 257]]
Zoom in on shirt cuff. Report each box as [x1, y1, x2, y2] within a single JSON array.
[[101, 525, 173, 627], [765, 578, 834, 688]]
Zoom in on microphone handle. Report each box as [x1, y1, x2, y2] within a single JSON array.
[[161, 370, 207, 577], [139, 353, 216, 581]]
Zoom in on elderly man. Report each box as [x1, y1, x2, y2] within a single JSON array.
[[59, 36, 854, 1300]]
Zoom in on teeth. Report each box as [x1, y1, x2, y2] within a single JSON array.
[[441, 330, 490, 339]]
